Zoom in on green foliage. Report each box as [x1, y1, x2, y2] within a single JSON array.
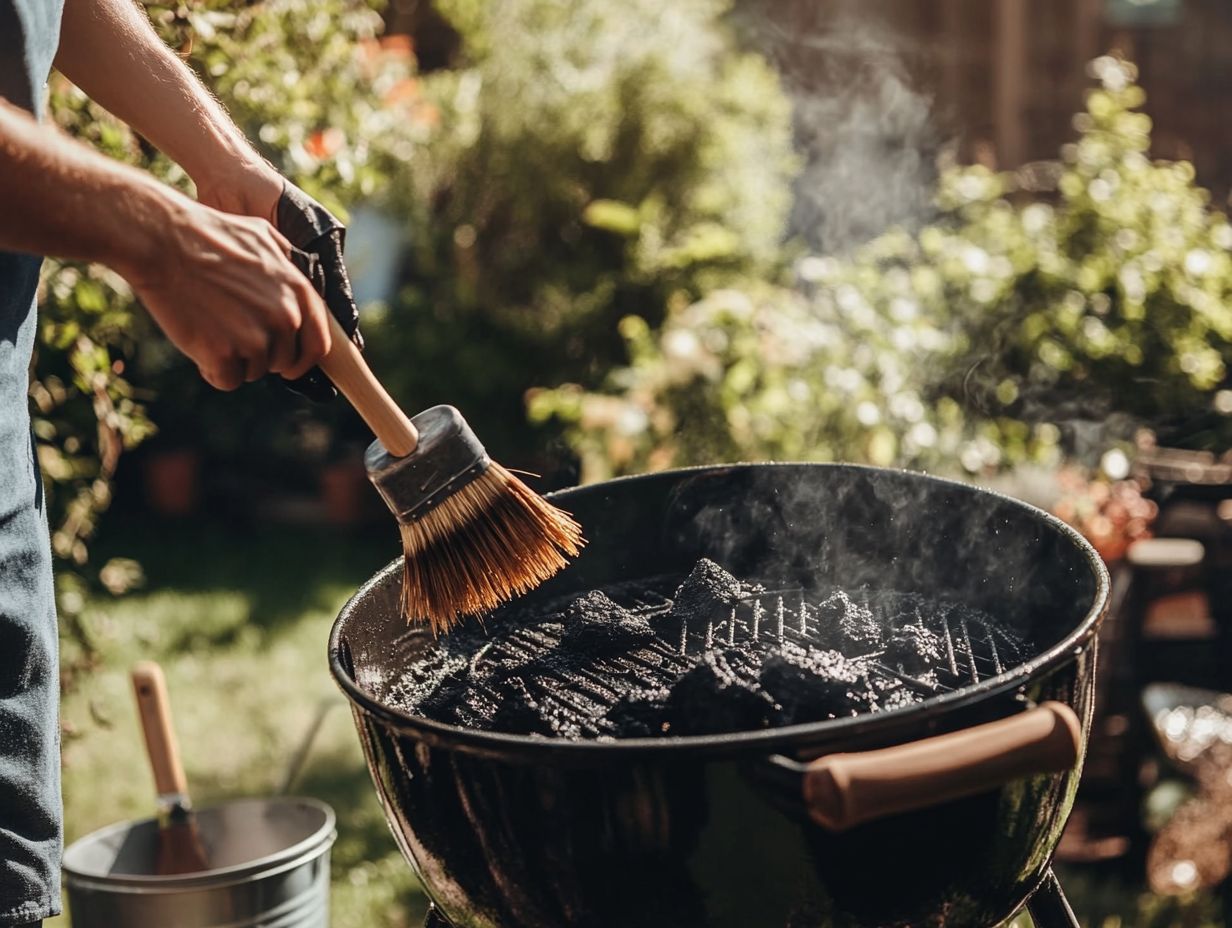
[[954, 58, 1232, 449], [188, 0, 432, 213], [37, 81, 163, 648], [532, 57, 1232, 480], [365, 0, 797, 459]]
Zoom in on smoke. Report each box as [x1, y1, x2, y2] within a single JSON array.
[[741, 0, 941, 254], [674, 462, 1093, 652]]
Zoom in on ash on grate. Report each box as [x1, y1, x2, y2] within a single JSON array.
[[382, 559, 1027, 739], [813, 590, 881, 652], [656, 559, 745, 635], [759, 644, 873, 725], [884, 621, 946, 677], [560, 591, 657, 655], [603, 687, 673, 738], [664, 649, 777, 736]]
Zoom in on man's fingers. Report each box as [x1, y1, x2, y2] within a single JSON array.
[[242, 332, 273, 383], [266, 295, 303, 375], [268, 332, 300, 377], [270, 226, 294, 256], [153, 203, 347, 394], [243, 358, 266, 384], [281, 285, 332, 381], [201, 358, 245, 392]]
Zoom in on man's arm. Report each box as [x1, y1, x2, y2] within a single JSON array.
[[54, 0, 281, 218], [0, 99, 329, 390], [0, 97, 166, 269]]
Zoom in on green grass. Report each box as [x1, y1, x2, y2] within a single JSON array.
[[49, 518, 428, 928]]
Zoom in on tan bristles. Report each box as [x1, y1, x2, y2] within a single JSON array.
[[399, 462, 585, 633]]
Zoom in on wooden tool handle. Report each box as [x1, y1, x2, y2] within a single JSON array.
[[318, 314, 419, 457], [131, 661, 190, 798], [803, 702, 1081, 832]]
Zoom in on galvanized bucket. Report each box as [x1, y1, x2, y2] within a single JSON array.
[[63, 797, 336, 928]]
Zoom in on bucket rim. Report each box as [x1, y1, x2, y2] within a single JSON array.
[[62, 796, 336, 890]]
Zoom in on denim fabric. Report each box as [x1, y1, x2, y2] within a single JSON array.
[[0, 0, 65, 922]]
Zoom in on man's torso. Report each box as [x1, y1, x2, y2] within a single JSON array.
[[0, 0, 65, 921]]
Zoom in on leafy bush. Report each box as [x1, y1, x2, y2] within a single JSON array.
[[190, 0, 434, 213], [364, 0, 798, 461], [37, 79, 166, 646], [944, 57, 1232, 451], [532, 57, 1232, 480]]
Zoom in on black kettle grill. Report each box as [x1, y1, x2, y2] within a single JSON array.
[[330, 464, 1108, 928]]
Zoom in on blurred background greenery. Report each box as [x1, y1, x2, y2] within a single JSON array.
[[34, 0, 1232, 924]]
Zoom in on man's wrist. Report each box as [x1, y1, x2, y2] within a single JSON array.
[[191, 149, 284, 224], [103, 173, 193, 282]]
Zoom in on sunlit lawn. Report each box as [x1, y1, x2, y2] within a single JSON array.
[[48, 518, 427, 928]]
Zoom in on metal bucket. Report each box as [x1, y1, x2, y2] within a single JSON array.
[[63, 797, 336, 928]]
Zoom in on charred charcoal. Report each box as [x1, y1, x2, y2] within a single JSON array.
[[877, 686, 922, 713], [603, 689, 672, 738], [560, 591, 657, 655], [491, 677, 559, 737], [658, 559, 744, 635], [666, 650, 776, 736], [382, 562, 1028, 741], [389, 658, 471, 726], [884, 622, 946, 677], [813, 590, 881, 652], [759, 646, 866, 724]]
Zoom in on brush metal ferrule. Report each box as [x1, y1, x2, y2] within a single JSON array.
[[156, 792, 194, 827], [364, 404, 491, 524]]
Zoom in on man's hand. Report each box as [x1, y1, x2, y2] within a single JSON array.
[[54, 0, 359, 394], [120, 201, 332, 392], [0, 100, 331, 392], [197, 170, 364, 400]]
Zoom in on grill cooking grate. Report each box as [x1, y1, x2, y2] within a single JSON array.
[[618, 586, 1022, 684], [429, 582, 1029, 738]]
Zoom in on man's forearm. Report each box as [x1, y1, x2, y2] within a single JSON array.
[[54, 0, 274, 209], [0, 98, 180, 271]]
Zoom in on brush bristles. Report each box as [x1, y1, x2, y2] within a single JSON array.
[[399, 462, 585, 633]]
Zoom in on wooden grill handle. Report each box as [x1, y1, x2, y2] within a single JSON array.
[[318, 314, 419, 457], [802, 702, 1081, 832], [131, 661, 190, 799]]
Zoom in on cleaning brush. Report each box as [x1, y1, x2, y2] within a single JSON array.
[[318, 315, 584, 632], [131, 661, 210, 875]]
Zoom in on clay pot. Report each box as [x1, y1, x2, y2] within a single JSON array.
[[143, 449, 201, 517]]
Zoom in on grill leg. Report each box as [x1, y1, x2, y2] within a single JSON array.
[[1025, 869, 1079, 928]]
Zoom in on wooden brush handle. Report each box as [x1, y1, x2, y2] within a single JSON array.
[[131, 661, 190, 798], [318, 314, 419, 456]]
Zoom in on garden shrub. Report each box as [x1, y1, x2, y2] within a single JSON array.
[[364, 0, 798, 461], [532, 57, 1232, 480]]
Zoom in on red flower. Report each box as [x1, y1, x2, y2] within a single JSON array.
[[304, 127, 345, 160], [383, 78, 420, 107]]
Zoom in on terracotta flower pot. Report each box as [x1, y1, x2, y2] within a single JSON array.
[[143, 449, 201, 517], [320, 459, 370, 525]]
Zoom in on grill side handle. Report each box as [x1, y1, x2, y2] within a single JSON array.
[[792, 702, 1081, 832]]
